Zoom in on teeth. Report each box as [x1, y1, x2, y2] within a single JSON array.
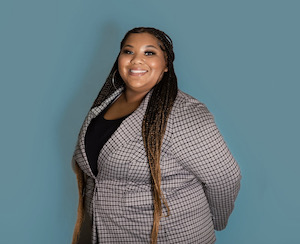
[[130, 69, 147, 74]]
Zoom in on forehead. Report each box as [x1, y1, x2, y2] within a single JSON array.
[[122, 33, 162, 47]]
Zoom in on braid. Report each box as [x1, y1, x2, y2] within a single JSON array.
[[143, 76, 177, 244], [91, 27, 178, 244], [92, 61, 122, 107]]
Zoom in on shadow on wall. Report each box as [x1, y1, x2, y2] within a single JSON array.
[[57, 22, 122, 236]]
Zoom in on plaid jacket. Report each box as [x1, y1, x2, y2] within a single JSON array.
[[72, 88, 241, 244]]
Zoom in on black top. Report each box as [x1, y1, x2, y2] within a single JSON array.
[[85, 106, 128, 176]]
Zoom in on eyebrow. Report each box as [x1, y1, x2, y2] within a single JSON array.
[[123, 44, 159, 50], [145, 45, 158, 49]]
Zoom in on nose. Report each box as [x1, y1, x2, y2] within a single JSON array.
[[130, 53, 144, 64]]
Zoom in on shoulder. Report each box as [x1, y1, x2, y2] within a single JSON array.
[[171, 90, 213, 122]]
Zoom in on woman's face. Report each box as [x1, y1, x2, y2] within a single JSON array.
[[118, 33, 168, 95]]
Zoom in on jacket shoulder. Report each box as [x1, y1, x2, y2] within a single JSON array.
[[172, 90, 213, 120]]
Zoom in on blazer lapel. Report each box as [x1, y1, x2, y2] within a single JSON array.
[[75, 88, 124, 178], [74, 87, 151, 179], [96, 91, 151, 177]]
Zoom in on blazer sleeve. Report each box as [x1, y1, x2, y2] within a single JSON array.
[[172, 100, 241, 230]]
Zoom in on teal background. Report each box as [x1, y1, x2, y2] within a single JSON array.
[[1, 0, 299, 243]]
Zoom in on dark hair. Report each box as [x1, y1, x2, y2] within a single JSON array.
[[92, 27, 178, 243]]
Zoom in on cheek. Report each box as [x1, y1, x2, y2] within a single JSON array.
[[118, 56, 129, 70], [118, 59, 128, 81], [117, 58, 126, 81], [150, 59, 166, 73], [117, 57, 124, 70]]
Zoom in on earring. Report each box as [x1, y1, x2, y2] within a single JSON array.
[[112, 70, 117, 90]]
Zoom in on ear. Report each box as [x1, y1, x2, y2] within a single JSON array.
[[164, 66, 168, 72]]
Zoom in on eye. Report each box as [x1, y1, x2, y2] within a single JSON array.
[[122, 49, 133, 54], [145, 51, 156, 56]]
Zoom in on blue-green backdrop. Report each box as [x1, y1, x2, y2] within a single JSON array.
[[1, 0, 299, 243]]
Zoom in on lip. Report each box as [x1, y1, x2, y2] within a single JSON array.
[[129, 69, 148, 76]]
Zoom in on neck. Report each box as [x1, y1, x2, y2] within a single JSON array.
[[123, 89, 149, 104]]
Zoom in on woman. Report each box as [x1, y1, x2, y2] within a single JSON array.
[[71, 27, 241, 244]]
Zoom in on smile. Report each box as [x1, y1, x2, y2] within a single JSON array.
[[130, 69, 147, 74]]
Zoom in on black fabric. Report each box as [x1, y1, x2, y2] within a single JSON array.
[[85, 106, 128, 176]]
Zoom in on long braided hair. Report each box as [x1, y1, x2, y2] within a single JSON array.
[[92, 27, 178, 243]]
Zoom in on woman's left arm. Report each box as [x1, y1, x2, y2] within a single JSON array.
[[172, 100, 241, 230]]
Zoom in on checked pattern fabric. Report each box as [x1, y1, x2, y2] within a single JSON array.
[[72, 89, 241, 244]]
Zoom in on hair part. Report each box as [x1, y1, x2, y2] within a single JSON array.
[[92, 27, 178, 243]]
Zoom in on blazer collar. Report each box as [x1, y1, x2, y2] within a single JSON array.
[[75, 87, 151, 178]]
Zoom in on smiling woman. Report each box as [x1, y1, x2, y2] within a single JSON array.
[[104, 33, 169, 121], [118, 33, 168, 97], [71, 27, 241, 244]]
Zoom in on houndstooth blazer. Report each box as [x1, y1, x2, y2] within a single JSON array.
[[72, 88, 241, 244]]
